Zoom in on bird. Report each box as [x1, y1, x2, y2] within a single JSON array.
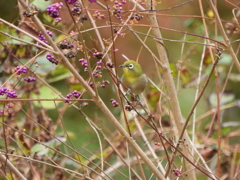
[[119, 60, 148, 100]]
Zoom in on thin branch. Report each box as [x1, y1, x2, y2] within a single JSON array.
[[0, 18, 55, 52], [166, 47, 222, 178], [207, 0, 240, 72], [0, 154, 27, 180], [16, 0, 166, 179], [0, 98, 93, 102], [0, 30, 57, 54]]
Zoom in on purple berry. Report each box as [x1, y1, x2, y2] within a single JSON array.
[[14, 66, 28, 75], [88, 0, 97, 3], [46, 3, 63, 20], [65, 0, 78, 5]]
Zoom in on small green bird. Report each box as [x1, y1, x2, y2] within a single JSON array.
[[119, 60, 148, 97]]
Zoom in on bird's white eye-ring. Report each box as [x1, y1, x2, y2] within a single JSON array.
[[128, 64, 134, 69]]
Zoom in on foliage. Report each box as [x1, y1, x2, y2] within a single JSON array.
[[0, 0, 240, 179]]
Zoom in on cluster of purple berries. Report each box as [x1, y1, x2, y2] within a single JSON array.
[[65, 90, 81, 103], [101, 80, 110, 88], [65, 0, 78, 5], [93, 70, 102, 78], [46, 2, 63, 22], [46, 30, 53, 37], [93, 11, 105, 19], [59, 40, 76, 58], [106, 61, 114, 68], [46, 54, 58, 65], [79, 58, 88, 67], [71, 4, 82, 16], [93, 51, 103, 60], [59, 40, 74, 49], [14, 65, 37, 83], [154, 142, 161, 146], [24, 77, 36, 83], [0, 87, 8, 95], [88, 82, 94, 89], [93, 52, 104, 71], [6, 90, 17, 98], [0, 87, 17, 98], [115, 0, 126, 7], [37, 30, 53, 45], [96, 60, 102, 69], [113, 28, 124, 36], [91, 52, 104, 78], [173, 169, 182, 177], [0, 103, 13, 116], [14, 66, 28, 75], [130, 14, 143, 21], [110, 99, 119, 107], [113, 0, 127, 20]]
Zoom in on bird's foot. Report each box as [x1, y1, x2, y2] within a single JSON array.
[[125, 88, 131, 96], [136, 101, 142, 105], [130, 95, 142, 106]]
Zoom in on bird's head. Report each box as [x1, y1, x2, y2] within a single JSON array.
[[119, 60, 143, 78]]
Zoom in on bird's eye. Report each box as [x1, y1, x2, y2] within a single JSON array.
[[128, 64, 134, 69]]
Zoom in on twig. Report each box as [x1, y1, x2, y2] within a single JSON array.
[[142, 0, 197, 178], [0, 30, 57, 54], [0, 98, 93, 102], [165, 47, 222, 178], [0, 18, 55, 52], [17, 0, 166, 179], [207, 0, 240, 72], [0, 153, 27, 180], [160, 136, 216, 180]]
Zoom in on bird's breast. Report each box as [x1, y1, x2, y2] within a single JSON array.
[[121, 74, 147, 94]]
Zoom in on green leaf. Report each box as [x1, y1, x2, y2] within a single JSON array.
[[219, 53, 232, 66], [64, 158, 81, 168], [180, 68, 191, 85], [70, 84, 84, 91], [222, 121, 240, 127], [147, 86, 160, 111], [55, 34, 68, 42], [45, 136, 66, 147], [31, 143, 49, 157], [169, 63, 177, 77], [16, 47, 26, 57], [229, 73, 240, 82], [221, 127, 231, 136], [0, 24, 16, 44], [48, 73, 72, 83], [47, 64, 72, 83], [51, 64, 70, 76], [30, 0, 51, 11], [184, 18, 194, 28], [31, 86, 61, 109], [235, 152, 240, 164], [209, 92, 235, 108], [31, 136, 66, 157]]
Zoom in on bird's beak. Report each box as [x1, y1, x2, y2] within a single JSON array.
[[119, 65, 126, 68]]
